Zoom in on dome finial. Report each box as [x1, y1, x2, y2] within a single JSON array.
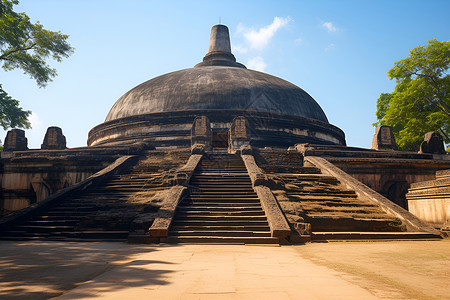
[[195, 24, 246, 68], [208, 24, 232, 54]]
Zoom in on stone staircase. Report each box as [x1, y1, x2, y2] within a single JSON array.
[[167, 153, 278, 244], [254, 150, 412, 239], [276, 173, 405, 233], [0, 154, 177, 242]]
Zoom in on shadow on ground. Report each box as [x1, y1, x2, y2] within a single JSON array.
[[0, 241, 171, 300]]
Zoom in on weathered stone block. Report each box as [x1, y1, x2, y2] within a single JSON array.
[[372, 125, 397, 150], [229, 116, 251, 153], [3, 129, 28, 151], [41, 126, 67, 150], [419, 132, 445, 154], [191, 116, 212, 150]]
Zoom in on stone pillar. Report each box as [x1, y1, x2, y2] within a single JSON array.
[[41, 126, 67, 150], [3, 129, 28, 151], [229, 116, 251, 153], [419, 132, 445, 154], [191, 116, 212, 152], [371, 125, 397, 151]]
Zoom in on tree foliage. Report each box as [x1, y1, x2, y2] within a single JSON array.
[[0, 84, 30, 129], [0, 0, 73, 130], [374, 39, 450, 151]]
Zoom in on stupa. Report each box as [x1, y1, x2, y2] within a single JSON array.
[[88, 25, 345, 149]]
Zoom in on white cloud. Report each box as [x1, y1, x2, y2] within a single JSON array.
[[294, 38, 303, 45], [322, 21, 338, 32], [28, 112, 44, 130], [238, 17, 291, 50], [25, 112, 47, 149], [232, 44, 248, 54], [247, 57, 267, 72], [325, 43, 336, 52]]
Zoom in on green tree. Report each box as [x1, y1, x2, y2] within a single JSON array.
[[0, 0, 73, 130], [374, 39, 450, 151]]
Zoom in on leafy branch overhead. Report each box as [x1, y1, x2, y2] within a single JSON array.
[[374, 39, 450, 151], [0, 0, 74, 130]]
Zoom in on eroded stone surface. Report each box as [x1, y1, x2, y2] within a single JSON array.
[[3, 129, 28, 151], [41, 126, 67, 150], [419, 131, 446, 154], [372, 125, 397, 151]]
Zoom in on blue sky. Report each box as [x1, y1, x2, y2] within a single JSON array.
[[1, 0, 450, 148]]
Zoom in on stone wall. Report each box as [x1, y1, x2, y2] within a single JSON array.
[[406, 169, 450, 229], [329, 158, 450, 209]]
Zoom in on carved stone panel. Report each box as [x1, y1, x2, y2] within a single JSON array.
[[419, 132, 445, 154], [372, 125, 397, 150], [3, 129, 28, 151], [191, 116, 212, 150], [229, 116, 251, 152], [41, 126, 67, 150]]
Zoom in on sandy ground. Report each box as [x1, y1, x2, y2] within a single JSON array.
[[0, 240, 448, 299]]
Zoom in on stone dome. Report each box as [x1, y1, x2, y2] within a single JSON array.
[[105, 66, 328, 123], [88, 24, 345, 148]]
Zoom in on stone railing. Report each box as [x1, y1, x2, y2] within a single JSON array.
[[241, 154, 291, 241]]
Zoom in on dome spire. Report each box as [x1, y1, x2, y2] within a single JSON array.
[[195, 24, 246, 68]]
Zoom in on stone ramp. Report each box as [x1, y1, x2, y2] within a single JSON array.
[[167, 153, 279, 244]]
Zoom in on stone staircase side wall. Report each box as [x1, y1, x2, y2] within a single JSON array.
[[241, 154, 291, 239], [305, 156, 440, 235], [147, 154, 203, 240]]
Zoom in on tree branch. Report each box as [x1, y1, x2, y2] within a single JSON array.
[[439, 128, 450, 141], [0, 43, 37, 60], [423, 95, 450, 116]]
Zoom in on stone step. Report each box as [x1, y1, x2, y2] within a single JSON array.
[[171, 225, 271, 231], [274, 174, 338, 181], [192, 174, 250, 178], [33, 215, 86, 221], [174, 215, 268, 221], [40, 211, 94, 216], [288, 193, 358, 199], [190, 190, 256, 198], [190, 186, 255, 191], [188, 194, 259, 199], [10, 225, 75, 233], [306, 212, 401, 220], [301, 206, 385, 214], [172, 220, 269, 226], [47, 206, 107, 212], [172, 230, 271, 237], [306, 216, 404, 232], [299, 200, 378, 207], [186, 198, 260, 203], [22, 220, 80, 226], [164, 236, 279, 244], [179, 202, 262, 207], [190, 183, 253, 186], [311, 232, 442, 241], [190, 179, 251, 183], [176, 210, 265, 216], [177, 206, 263, 211]]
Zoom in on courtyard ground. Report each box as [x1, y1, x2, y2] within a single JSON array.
[[0, 239, 448, 299]]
